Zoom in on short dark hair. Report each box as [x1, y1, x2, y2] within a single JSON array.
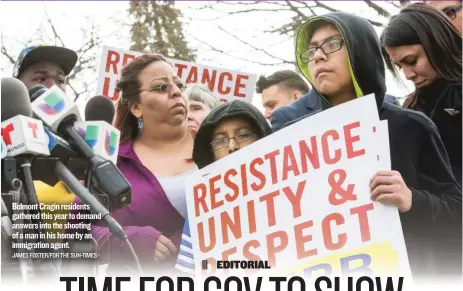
[[255, 70, 309, 94]]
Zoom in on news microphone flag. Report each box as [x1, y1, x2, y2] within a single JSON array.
[[74, 121, 120, 164], [1, 115, 50, 157], [31, 85, 82, 132]]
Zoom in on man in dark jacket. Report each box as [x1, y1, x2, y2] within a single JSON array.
[[271, 13, 461, 279]]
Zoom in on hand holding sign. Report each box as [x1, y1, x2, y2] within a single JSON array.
[[369, 170, 412, 212]]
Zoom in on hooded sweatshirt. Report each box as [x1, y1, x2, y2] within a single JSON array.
[[288, 13, 461, 278], [175, 100, 272, 273]]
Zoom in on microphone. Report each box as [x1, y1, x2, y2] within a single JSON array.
[[1, 78, 32, 121], [28, 84, 48, 102], [30, 86, 131, 210], [1, 115, 50, 157], [85, 95, 115, 124], [75, 96, 120, 164], [0, 78, 50, 262]]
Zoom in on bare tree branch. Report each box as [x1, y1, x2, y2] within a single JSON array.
[[285, 0, 309, 19], [218, 26, 293, 64], [1, 33, 16, 64], [189, 33, 287, 66], [43, 5, 66, 47], [364, 0, 391, 17], [387, 1, 402, 9]]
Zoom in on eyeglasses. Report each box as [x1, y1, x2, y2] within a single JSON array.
[[300, 38, 344, 63], [210, 132, 257, 150], [141, 82, 187, 94], [443, 4, 462, 20]]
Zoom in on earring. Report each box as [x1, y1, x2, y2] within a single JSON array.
[[137, 117, 143, 132]]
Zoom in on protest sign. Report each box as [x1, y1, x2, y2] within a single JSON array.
[[96, 46, 257, 104], [184, 94, 411, 279]]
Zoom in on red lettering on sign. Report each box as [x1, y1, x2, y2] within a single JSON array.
[[259, 190, 279, 227], [28, 122, 38, 138], [243, 240, 262, 261], [103, 77, 120, 101], [344, 121, 366, 159], [201, 69, 217, 91], [234, 74, 248, 98], [197, 217, 215, 252], [210, 174, 223, 210], [322, 129, 341, 164], [223, 169, 239, 203], [322, 213, 347, 251], [350, 203, 374, 242], [221, 206, 242, 244], [266, 231, 288, 267], [186, 66, 198, 83], [249, 157, 266, 192], [174, 64, 188, 77], [1, 124, 14, 145], [193, 183, 208, 217], [294, 220, 317, 259], [105, 50, 120, 74], [264, 149, 280, 185], [300, 137, 321, 173], [122, 53, 135, 67], [282, 145, 300, 181], [218, 72, 233, 95]]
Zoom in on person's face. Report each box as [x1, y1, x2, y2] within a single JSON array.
[[130, 61, 187, 129], [386, 44, 439, 89], [187, 100, 211, 137], [428, 1, 462, 34], [307, 25, 353, 99], [20, 62, 66, 92], [261, 84, 301, 119], [211, 117, 259, 161]]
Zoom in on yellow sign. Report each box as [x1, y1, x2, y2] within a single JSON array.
[[281, 242, 399, 278]]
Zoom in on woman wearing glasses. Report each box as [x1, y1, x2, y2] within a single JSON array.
[[89, 54, 197, 272], [381, 3, 462, 277]]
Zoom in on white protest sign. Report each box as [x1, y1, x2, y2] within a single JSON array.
[[185, 94, 411, 279], [96, 46, 257, 104]]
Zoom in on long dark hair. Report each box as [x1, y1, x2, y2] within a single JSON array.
[[114, 54, 168, 143], [380, 3, 462, 108]]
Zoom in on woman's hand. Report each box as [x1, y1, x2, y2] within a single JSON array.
[[370, 170, 412, 212], [154, 235, 177, 262]]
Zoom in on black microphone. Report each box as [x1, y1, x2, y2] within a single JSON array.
[[27, 86, 87, 185], [85, 95, 115, 124], [30, 86, 131, 210], [28, 84, 48, 102], [1, 77, 32, 121]]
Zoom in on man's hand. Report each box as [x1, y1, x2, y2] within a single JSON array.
[[154, 235, 177, 262], [370, 170, 412, 212]]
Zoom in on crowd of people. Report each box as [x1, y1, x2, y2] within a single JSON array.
[[11, 1, 462, 282]]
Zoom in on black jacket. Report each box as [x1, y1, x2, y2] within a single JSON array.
[[193, 100, 272, 169], [405, 80, 462, 186], [272, 12, 462, 278]]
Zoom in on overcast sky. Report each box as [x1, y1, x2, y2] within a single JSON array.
[[0, 1, 415, 114]]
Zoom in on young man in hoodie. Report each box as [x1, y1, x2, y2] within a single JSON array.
[[175, 100, 272, 274], [271, 13, 461, 279]]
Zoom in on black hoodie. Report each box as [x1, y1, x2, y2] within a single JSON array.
[[193, 100, 272, 169], [284, 13, 462, 278]]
